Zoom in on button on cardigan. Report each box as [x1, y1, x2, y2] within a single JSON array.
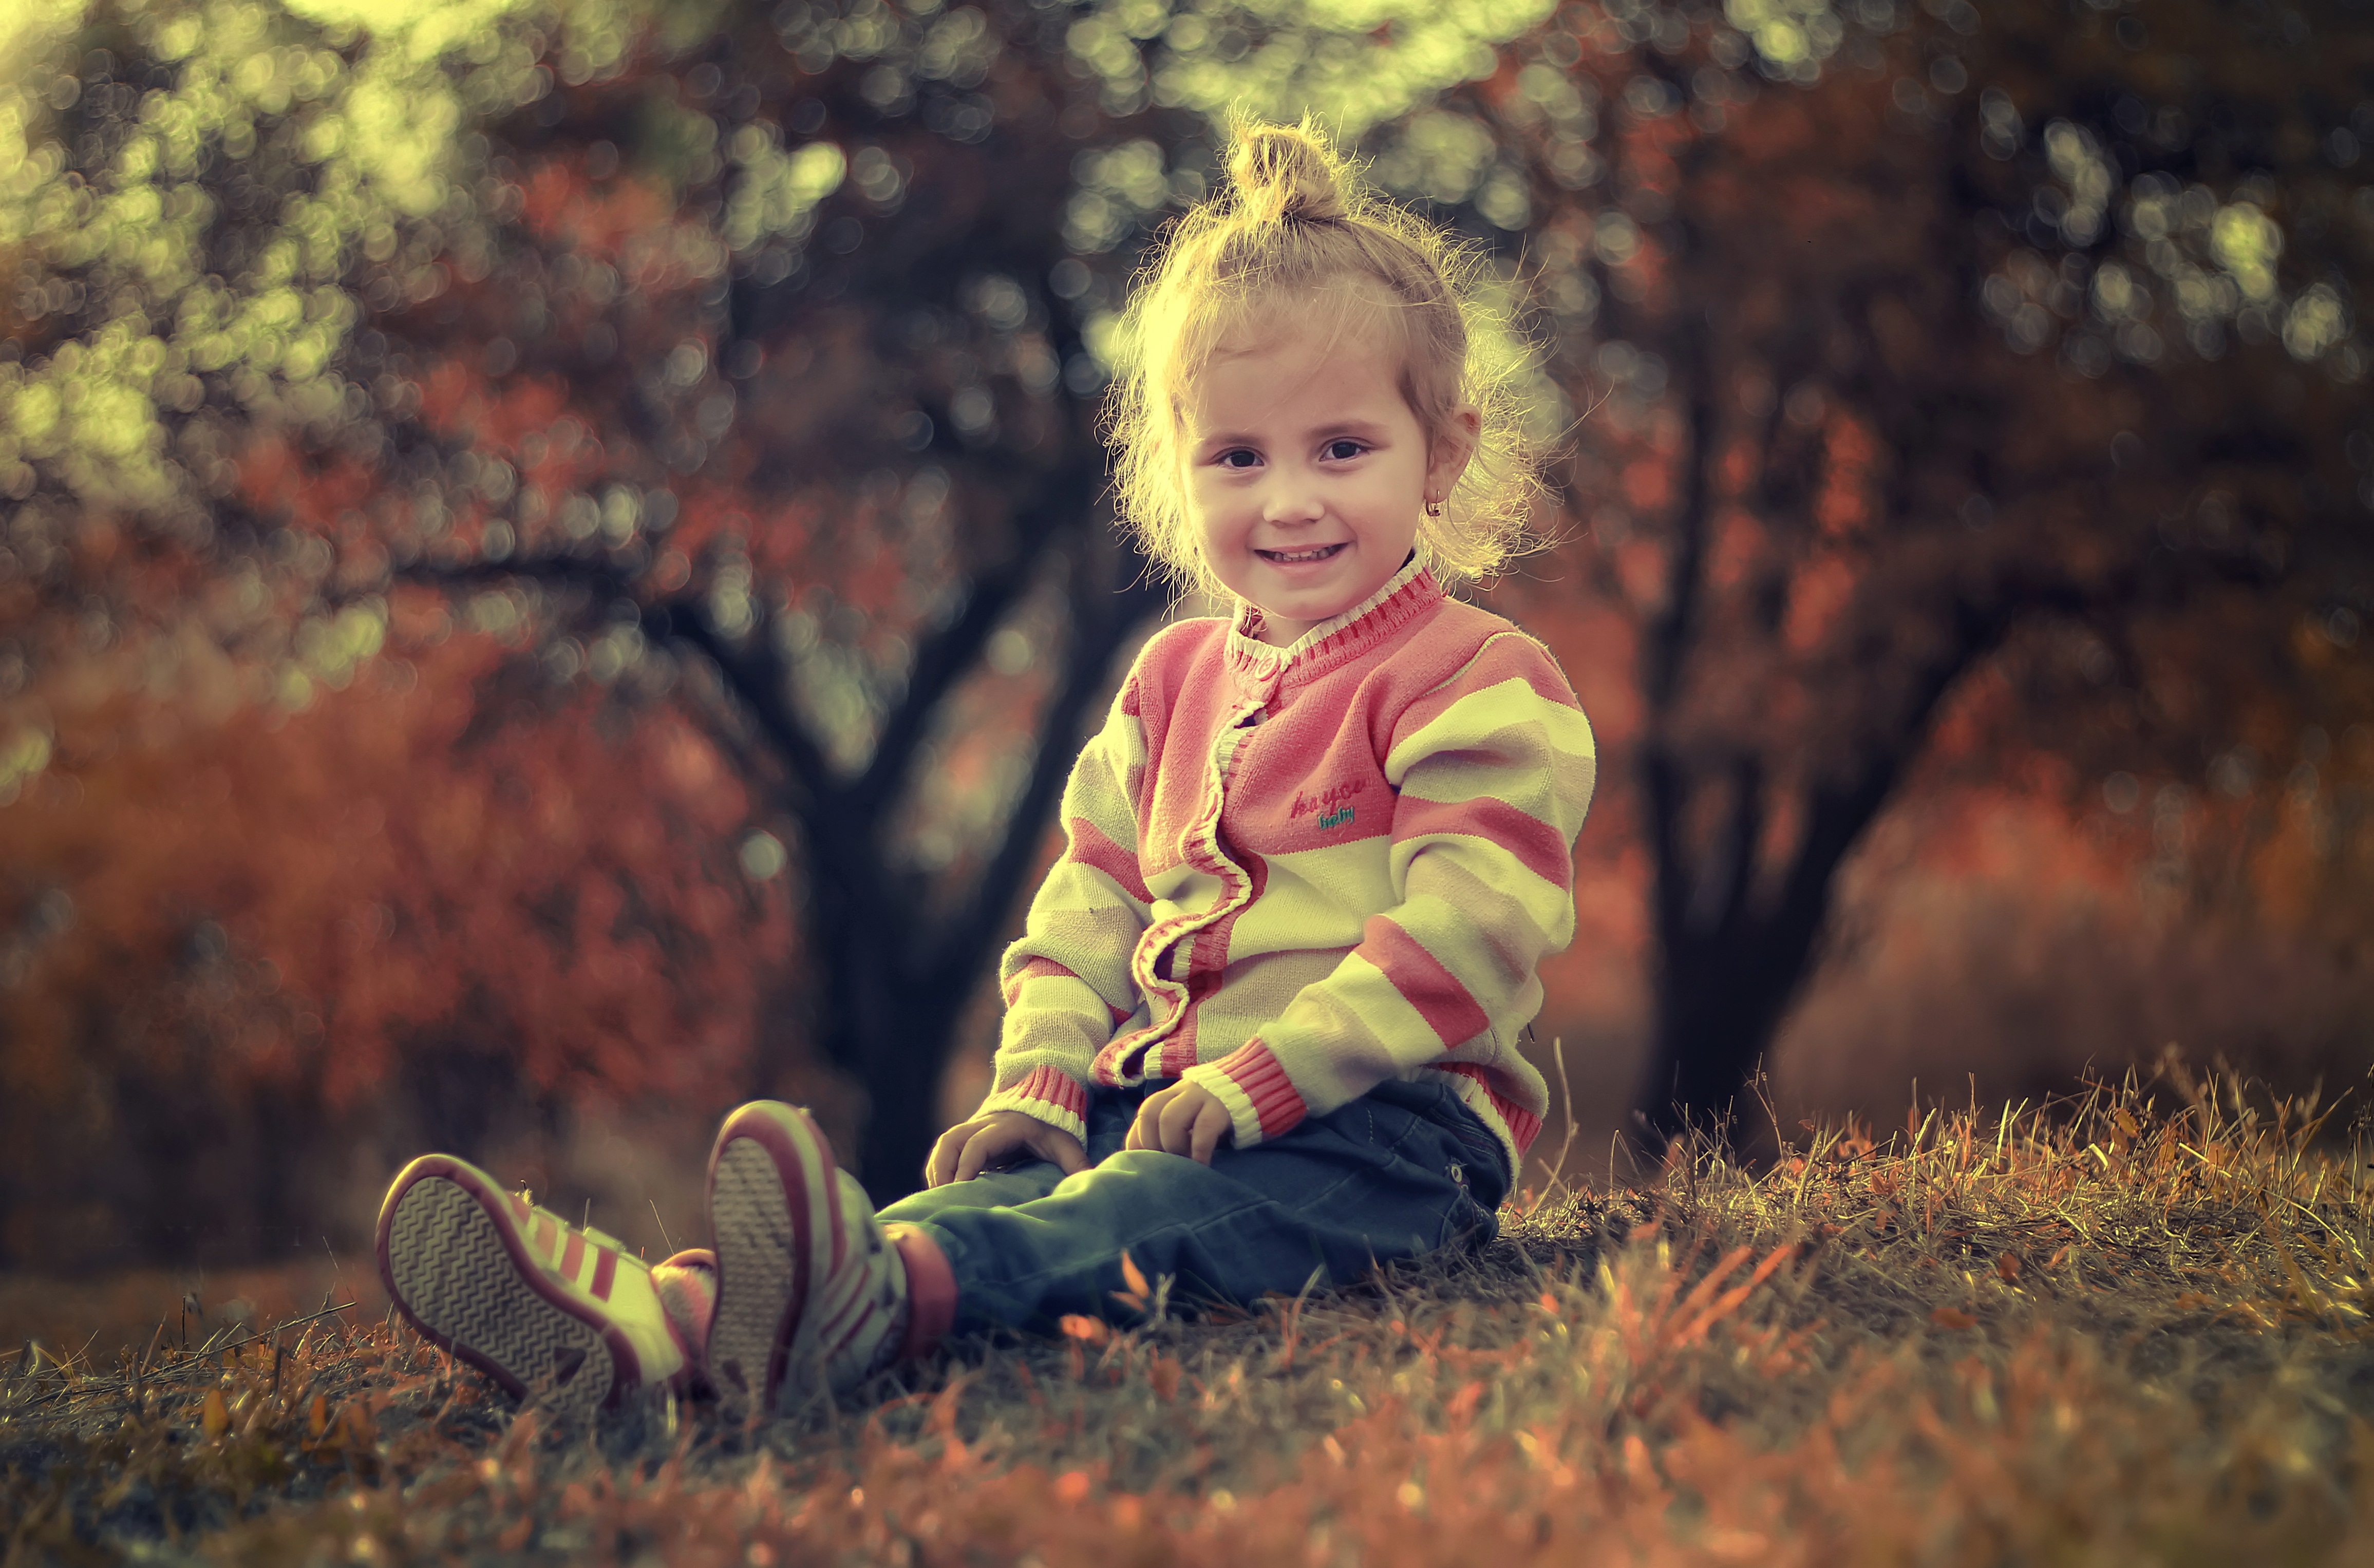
[[975, 557, 1597, 1181]]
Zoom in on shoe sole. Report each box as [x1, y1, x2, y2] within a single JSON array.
[[376, 1157, 634, 1424], [705, 1104, 843, 1423]]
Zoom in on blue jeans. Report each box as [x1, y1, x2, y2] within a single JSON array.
[[875, 1075, 1510, 1338]]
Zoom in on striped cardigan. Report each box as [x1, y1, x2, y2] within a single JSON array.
[[977, 557, 1597, 1179]]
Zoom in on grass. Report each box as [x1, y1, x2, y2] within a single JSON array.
[[9, 1059, 2374, 1565]]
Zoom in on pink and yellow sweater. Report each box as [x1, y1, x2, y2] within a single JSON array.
[[976, 558, 1597, 1179]]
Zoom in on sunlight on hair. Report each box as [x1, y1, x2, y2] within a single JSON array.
[[1104, 117, 1546, 597]]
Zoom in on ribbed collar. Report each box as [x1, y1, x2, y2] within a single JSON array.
[[1223, 554, 1443, 697]]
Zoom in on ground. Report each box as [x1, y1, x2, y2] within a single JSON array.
[[6, 1066, 2374, 1565]]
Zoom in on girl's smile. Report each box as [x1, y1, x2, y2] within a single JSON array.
[[1258, 541, 1347, 564], [1179, 312, 1476, 647]]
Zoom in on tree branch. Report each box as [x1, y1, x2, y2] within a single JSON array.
[[922, 560, 1161, 990], [854, 562, 1032, 808], [393, 552, 842, 823], [649, 597, 838, 823]]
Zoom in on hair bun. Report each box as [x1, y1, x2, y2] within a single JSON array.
[[1229, 121, 1349, 225]]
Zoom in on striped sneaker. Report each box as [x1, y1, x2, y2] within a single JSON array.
[[703, 1101, 909, 1422], [375, 1154, 713, 1423]]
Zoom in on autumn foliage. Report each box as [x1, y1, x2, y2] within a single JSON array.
[[3, 0, 2371, 1261]]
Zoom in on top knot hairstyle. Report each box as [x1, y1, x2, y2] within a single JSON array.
[[1104, 117, 1539, 595], [1229, 122, 1350, 226]]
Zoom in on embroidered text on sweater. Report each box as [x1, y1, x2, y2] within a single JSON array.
[[977, 557, 1597, 1181]]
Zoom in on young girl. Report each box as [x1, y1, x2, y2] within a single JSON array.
[[374, 119, 1596, 1427]]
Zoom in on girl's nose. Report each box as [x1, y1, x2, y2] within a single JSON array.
[[1261, 480, 1325, 525]]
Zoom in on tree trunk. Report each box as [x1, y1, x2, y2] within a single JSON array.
[[1632, 645, 2001, 1148], [783, 544, 1161, 1202]]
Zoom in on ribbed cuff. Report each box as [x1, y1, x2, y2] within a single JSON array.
[[1181, 1039, 1307, 1149], [974, 1064, 1089, 1144]]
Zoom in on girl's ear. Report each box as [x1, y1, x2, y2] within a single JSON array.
[[1426, 404, 1483, 500]]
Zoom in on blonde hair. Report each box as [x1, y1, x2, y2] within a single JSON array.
[[1103, 116, 1538, 596]]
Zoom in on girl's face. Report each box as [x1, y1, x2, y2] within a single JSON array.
[[1179, 311, 1475, 648]]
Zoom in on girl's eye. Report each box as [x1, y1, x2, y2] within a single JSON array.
[[1323, 439, 1366, 461], [1216, 449, 1259, 469]]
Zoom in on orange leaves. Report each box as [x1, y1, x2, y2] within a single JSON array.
[[513, 160, 675, 266], [1147, 1356, 1181, 1403], [1812, 408, 1881, 541], [1057, 1283, 1191, 1403], [1704, 506, 1766, 596], [1108, 1250, 1159, 1320], [295, 1397, 381, 1473], [1929, 1307, 1977, 1331], [1618, 456, 1673, 514], [1780, 551, 1856, 656], [0, 606, 798, 1185], [1057, 1315, 1109, 1348]]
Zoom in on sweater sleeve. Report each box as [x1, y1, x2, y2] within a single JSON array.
[[1181, 632, 1595, 1149], [972, 673, 1154, 1144]]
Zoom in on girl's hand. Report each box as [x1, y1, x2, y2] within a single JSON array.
[[925, 1110, 1089, 1188], [1124, 1081, 1235, 1165]]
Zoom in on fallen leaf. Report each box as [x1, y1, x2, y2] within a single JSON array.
[[201, 1388, 229, 1439], [1148, 1356, 1180, 1402], [1930, 1307, 1976, 1331]]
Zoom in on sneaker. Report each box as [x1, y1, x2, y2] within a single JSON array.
[[703, 1101, 909, 1422], [376, 1154, 711, 1423]]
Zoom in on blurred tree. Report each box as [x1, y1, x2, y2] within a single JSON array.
[[5, 0, 2369, 1260], [1468, 0, 2374, 1139], [0, 0, 1548, 1222], [1, 0, 1144, 1210]]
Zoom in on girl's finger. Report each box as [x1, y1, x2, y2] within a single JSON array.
[[925, 1126, 964, 1187], [1126, 1090, 1167, 1153], [1190, 1101, 1229, 1165], [1160, 1094, 1200, 1156], [954, 1125, 1007, 1183]]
